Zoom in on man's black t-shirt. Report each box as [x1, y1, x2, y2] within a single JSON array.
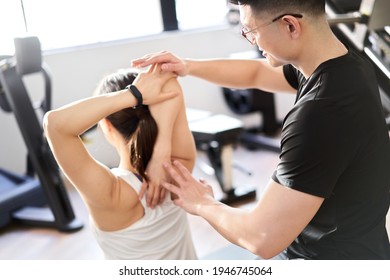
[[272, 48, 390, 259]]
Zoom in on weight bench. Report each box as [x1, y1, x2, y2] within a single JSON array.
[[187, 108, 256, 205]]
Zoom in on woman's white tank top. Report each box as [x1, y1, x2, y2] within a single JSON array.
[[90, 168, 197, 260]]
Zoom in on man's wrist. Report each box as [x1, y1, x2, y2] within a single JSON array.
[[184, 59, 192, 76], [197, 199, 222, 218]]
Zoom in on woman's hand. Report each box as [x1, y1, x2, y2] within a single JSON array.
[[132, 64, 178, 106], [138, 155, 169, 208]]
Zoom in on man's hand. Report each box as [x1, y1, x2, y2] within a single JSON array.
[[131, 51, 189, 77], [161, 160, 215, 215], [131, 63, 178, 106]]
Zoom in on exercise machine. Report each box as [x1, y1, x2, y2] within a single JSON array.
[[222, 51, 282, 153], [0, 36, 83, 232], [222, 86, 281, 152], [326, 0, 390, 123], [187, 108, 257, 205]]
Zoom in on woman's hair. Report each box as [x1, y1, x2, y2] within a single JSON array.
[[228, 0, 325, 16], [94, 69, 158, 182]]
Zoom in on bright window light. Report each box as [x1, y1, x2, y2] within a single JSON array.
[[21, 0, 163, 50], [0, 0, 230, 52], [176, 0, 229, 29]]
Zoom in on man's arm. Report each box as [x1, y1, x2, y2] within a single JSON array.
[[132, 51, 296, 94], [162, 160, 324, 259], [186, 58, 295, 94]]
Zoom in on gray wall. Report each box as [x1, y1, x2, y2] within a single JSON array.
[[0, 26, 294, 173]]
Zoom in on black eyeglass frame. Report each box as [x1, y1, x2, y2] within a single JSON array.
[[241, 13, 303, 44]]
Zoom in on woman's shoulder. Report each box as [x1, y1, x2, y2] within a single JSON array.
[[109, 167, 146, 209], [110, 168, 143, 190], [89, 168, 145, 231]]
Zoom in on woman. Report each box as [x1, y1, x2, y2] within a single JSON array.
[[43, 64, 197, 259]]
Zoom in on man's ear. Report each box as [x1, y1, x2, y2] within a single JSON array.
[[282, 16, 301, 38]]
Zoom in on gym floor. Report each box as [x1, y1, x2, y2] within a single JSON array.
[[0, 145, 389, 260]]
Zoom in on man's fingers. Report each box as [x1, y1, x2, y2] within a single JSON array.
[[131, 57, 147, 67], [173, 160, 193, 180], [132, 52, 170, 68], [131, 54, 154, 67], [163, 162, 185, 185], [160, 63, 180, 73], [199, 178, 208, 184], [148, 63, 158, 73], [162, 181, 180, 196]]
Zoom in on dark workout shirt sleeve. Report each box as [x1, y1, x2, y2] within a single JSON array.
[[272, 49, 390, 259], [274, 66, 356, 197]]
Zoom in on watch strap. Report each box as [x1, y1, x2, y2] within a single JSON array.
[[125, 84, 143, 109]]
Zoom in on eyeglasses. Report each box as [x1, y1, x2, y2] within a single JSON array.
[[241, 13, 303, 45]]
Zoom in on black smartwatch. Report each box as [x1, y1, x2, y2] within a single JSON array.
[[125, 84, 143, 109]]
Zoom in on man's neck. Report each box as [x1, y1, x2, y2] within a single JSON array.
[[295, 27, 348, 78]]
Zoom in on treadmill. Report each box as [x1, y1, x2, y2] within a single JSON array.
[[0, 36, 83, 232]]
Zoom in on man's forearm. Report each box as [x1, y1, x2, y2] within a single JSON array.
[[197, 201, 260, 254], [186, 58, 263, 89]]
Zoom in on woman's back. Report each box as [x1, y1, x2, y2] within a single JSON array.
[[90, 168, 197, 260], [43, 67, 197, 259]]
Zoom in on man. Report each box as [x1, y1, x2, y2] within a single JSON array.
[[132, 0, 390, 259]]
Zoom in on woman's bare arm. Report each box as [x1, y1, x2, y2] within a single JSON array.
[[142, 78, 196, 206]]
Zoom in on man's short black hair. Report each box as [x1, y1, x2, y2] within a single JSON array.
[[228, 0, 325, 16]]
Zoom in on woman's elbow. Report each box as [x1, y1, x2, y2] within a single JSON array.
[[42, 110, 60, 139], [188, 145, 196, 168]]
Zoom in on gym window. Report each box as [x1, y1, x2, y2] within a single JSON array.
[[0, 0, 228, 54], [176, 0, 228, 30]]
